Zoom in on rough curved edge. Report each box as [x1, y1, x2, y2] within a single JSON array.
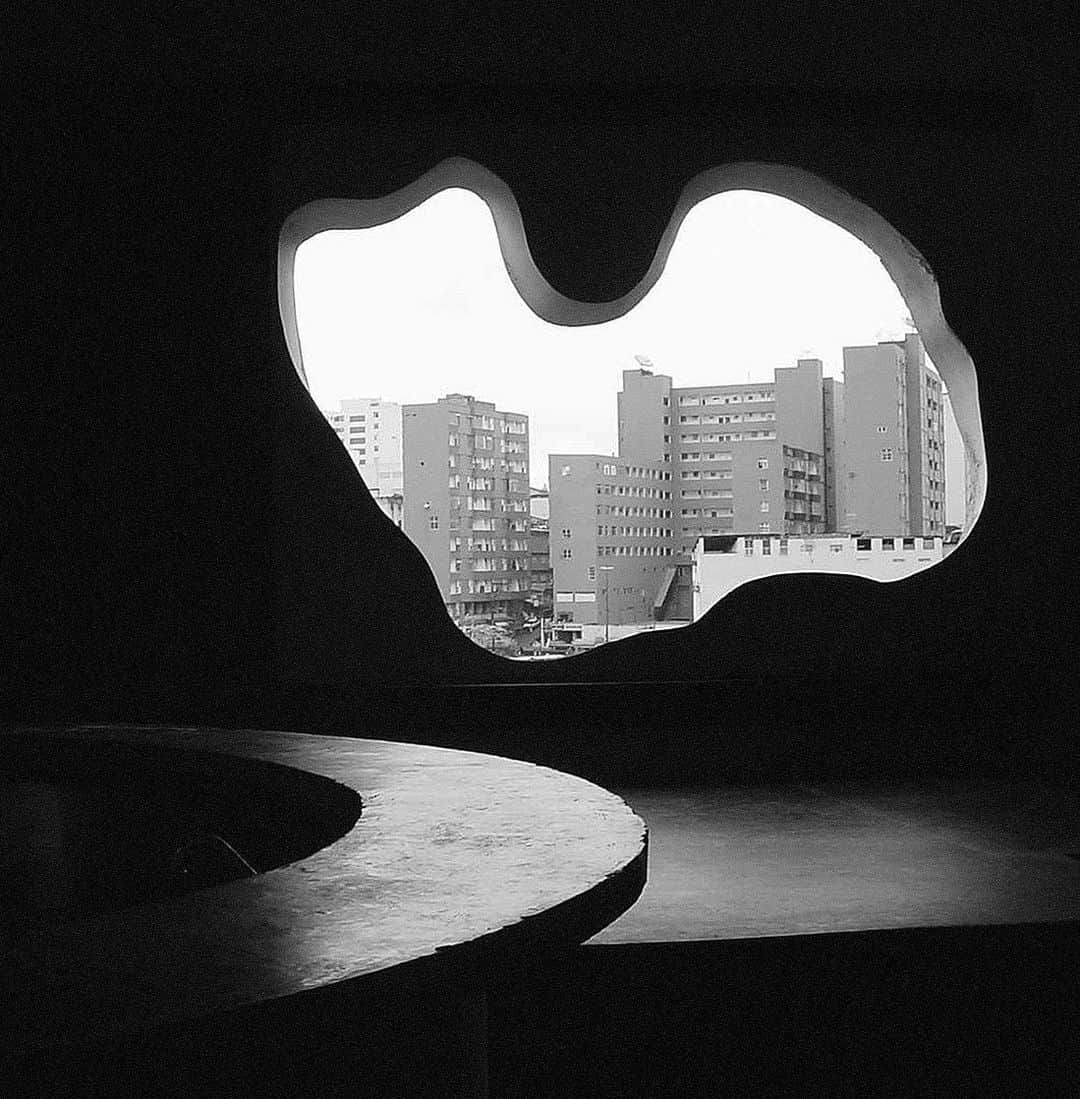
[[1, 726, 649, 1057], [2, 726, 364, 878], [277, 157, 987, 645]]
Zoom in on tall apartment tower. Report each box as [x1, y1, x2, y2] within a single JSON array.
[[618, 358, 827, 558], [841, 334, 946, 536], [321, 398, 403, 499], [402, 394, 531, 622], [617, 362, 673, 464], [890, 333, 947, 537], [822, 377, 846, 532], [943, 390, 976, 534]]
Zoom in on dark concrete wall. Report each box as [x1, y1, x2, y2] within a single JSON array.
[[6, 9, 1075, 784]]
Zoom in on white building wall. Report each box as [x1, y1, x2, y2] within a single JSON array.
[[321, 398, 403, 499], [693, 533, 946, 619]]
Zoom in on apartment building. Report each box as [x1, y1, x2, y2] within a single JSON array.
[[402, 394, 531, 621], [527, 517, 553, 618], [945, 391, 977, 534], [822, 376, 846, 532], [321, 397, 403, 499], [527, 488, 553, 617], [618, 358, 827, 557], [548, 454, 679, 626], [841, 334, 946, 536]]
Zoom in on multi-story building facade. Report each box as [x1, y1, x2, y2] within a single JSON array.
[[944, 391, 977, 535], [402, 394, 531, 622], [321, 397, 404, 499], [822, 376, 846, 531], [527, 518, 553, 618], [548, 454, 677, 626], [893, 333, 947, 537], [840, 334, 945, 536], [527, 489, 553, 618], [618, 358, 827, 557]]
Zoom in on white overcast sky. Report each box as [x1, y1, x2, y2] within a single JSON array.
[[293, 187, 964, 522]]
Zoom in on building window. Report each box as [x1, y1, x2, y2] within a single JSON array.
[[429, 516, 439, 530], [856, 538, 872, 552], [587, 565, 596, 582], [744, 539, 754, 556], [760, 528, 772, 541], [903, 537, 915, 550], [561, 527, 572, 539], [778, 539, 789, 556], [880, 448, 894, 461], [923, 537, 935, 549], [758, 478, 769, 491], [877, 425, 888, 433], [562, 549, 572, 559], [757, 458, 769, 470], [759, 501, 769, 512]]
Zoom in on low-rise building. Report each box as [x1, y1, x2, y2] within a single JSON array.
[[693, 531, 947, 619]]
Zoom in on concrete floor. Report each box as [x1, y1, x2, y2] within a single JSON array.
[[591, 781, 1080, 942]]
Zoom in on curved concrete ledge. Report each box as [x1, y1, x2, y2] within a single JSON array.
[[278, 156, 986, 541], [1, 731, 364, 917], [1, 725, 647, 1062]]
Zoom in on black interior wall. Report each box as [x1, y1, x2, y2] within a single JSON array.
[[6, 11, 1075, 784]]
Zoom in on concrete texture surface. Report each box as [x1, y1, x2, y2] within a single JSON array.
[[594, 781, 1080, 942]]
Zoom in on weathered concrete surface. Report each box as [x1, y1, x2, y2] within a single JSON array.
[[0, 726, 646, 1056], [591, 782, 1080, 942]]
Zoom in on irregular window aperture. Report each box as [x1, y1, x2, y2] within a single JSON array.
[[285, 171, 983, 660]]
